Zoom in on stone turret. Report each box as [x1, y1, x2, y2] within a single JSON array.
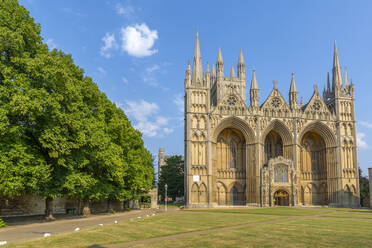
[[216, 48, 224, 79], [289, 73, 298, 109], [250, 70, 259, 108], [238, 49, 245, 80]]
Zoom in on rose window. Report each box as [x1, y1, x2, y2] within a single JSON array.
[[271, 98, 281, 108], [227, 96, 237, 106]]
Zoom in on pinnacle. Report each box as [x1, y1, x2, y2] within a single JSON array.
[[238, 49, 244, 64], [290, 72, 297, 92], [250, 70, 258, 89], [345, 66, 349, 87], [217, 48, 223, 62], [211, 64, 216, 77], [230, 65, 236, 78]]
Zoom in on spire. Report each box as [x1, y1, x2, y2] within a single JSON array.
[[211, 64, 216, 77], [237, 49, 245, 80], [205, 62, 210, 87], [185, 60, 191, 86], [301, 96, 304, 105], [332, 40, 343, 89], [290, 73, 297, 92], [191, 32, 203, 84], [289, 73, 298, 108], [250, 70, 258, 89], [217, 47, 223, 63], [333, 40, 341, 68], [230, 65, 236, 78], [327, 72, 331, 93], [345, 66, 349, 88], [216, 48, 224, 77], [238, 49, 245, 64]]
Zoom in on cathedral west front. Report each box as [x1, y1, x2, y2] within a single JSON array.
[[184, 33, 360, 208]]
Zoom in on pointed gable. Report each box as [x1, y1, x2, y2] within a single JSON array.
[[212, 86, 249, 116], [260, 83, 291, 114], [302, 86, 334, 120]]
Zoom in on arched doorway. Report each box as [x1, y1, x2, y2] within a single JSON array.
[[274, 190, 289, 206]]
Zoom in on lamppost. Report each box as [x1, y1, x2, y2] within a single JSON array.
[[165, 184, 168, 212]]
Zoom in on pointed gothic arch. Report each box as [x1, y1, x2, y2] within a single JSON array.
[[261, 119, 293, 146]]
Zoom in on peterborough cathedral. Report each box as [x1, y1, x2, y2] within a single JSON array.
[[184, 33, 360, 208]]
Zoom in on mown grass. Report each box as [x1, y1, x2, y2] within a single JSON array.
[[137, 217, 372, 248], [6, 207, 372, 248], [6, 212, 279, 248], [185, 207, 334, 216]]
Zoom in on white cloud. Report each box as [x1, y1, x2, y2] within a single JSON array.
[[357, 132, 368, 149], [121, 23, 158, 57], [100, 32, 118, 58], [46, 38, 57, 50], [360, 121, 372, 129], [146, 65, 160, 73], [97, 67, 107, 76], [62, 8, 86, 17], [121, 76, 128, 84], [173, 94, 184, 113], [163, 127, 174, 134], [116, 3, 134, 16], [124, 100, 172, 137]]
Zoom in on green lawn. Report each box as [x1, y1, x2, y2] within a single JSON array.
[[6, 208, 372, 248]]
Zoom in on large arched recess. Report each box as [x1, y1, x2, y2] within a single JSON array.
[[211, 117, 257, 205], [261, 119, 294, 161], [297, 121, 338, 205]]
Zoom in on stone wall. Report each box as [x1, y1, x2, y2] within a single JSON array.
[[0, 189, 159, 217]]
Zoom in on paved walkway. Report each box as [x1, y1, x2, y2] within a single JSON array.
[[0, 208, 165, 244]]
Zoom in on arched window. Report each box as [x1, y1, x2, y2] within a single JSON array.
[[274, 164, 288, 183], [230, 142, 236, 168]]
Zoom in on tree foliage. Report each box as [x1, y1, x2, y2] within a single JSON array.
[[158, 155, 184, 200], [0, 0, 154, 216], [359, 168, 370, 207]]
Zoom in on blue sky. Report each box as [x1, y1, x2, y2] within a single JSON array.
[[20, 0, 372, 175]]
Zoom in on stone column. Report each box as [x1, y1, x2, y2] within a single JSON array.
[[369, 168, 372, 208]]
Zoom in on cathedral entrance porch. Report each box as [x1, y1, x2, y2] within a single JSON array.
[[274, 190, 289, 206]]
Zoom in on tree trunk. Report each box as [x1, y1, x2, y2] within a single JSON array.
[[82, 199, 91, 216], [45, 196, 56, 221]]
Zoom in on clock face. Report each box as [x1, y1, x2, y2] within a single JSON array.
[[227, 96, 237, 106], [271, 98, 281, 108]]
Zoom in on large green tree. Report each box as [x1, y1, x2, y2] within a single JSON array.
[[359, 168, 370, 207], [0, 0, 154, 219], [158, 155, 184, 201]]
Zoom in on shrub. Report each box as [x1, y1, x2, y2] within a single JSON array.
[[0, 219, 7, 228]]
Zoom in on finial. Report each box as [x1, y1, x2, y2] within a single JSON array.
[[314, 84, 318, 93], [273, 80, 277, 89], [230, 65, 236, 78], [301, 96, 304, 105]]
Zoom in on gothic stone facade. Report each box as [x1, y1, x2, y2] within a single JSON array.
[[184, 33, 360, 208]]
